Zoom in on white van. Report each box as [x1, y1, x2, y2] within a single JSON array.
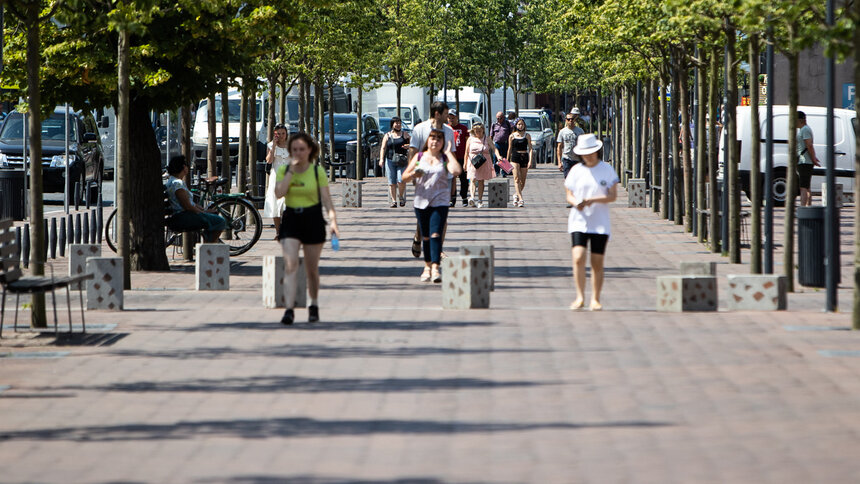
[[191, 89, 272, 170], [377, 104, 423, 129], [722, 105, 857, 203]]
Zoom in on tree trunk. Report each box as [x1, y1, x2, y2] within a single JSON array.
[[181, 105, 194, 260], [660, 75, 670, 220], [329, 85, 336, 182], [267, 75, 276, 141], [612, 88, 619, 174], [207, 93, 216, 177], [25, 4, 46, 325], [304, 78, 313, 131], [249, 83, 259, 196], [696, 50, 708, 244], [316, 76, 324, 164], [396, 79, 402, 123], [726, 25, 741, 263], [708, 46, 721, 253], [624, 86, 632, 186], [596, 89, 603, 140], [356, 90, 364, 180], [749, 35, 762, 273], [671, 65, 683, 226], [784, 52, 799, 292], [129, 98, 169, 272], [297, 73, 305, 133], [641, 84, 651, 181], [651, 79, 661, 214], [853, 0, 860, 328], [279, 76, 286, 125], [220, 79, 231, 182], [238, 83, 249, 194], [679, 61, 693, 232], [117, 26, 132, 289]]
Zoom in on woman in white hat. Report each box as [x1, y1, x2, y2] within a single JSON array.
[[564, 133, 618, 311]]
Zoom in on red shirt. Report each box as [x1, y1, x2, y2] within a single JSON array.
[[449, 123, 469, 161]]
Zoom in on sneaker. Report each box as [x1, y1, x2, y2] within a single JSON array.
[[462, 199, 468, 207], [476, 200, 484, 208], [518, 200, 524, 207], [468, 197, 475, 207], [420, 267, 432, 282], [449, 199, 456, 207], [431, 268, 442, 283], [399, 195, 406, 207], [390, 201, 397, 208], [280, 308, 294, 325], [308, 305, 319, 323]]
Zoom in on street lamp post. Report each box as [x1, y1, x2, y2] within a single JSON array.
[[824, 0, 838, 311]]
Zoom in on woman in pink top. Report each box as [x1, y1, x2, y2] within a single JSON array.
[[464, 123, 498, 208]]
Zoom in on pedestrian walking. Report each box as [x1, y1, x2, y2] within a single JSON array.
[[274, 132, 340, 325], [564, 133, 618, 311], [378, 116, 411, 208], [507, 118, 533, 207], [796, 111, 821, 207], [489, 111, 512, 177], [464, 122, 497, 208], [264, 124, 290, 238], [447, 110, 469, 207], [402, 129, 462, 283], [557, 109, 584, 179]]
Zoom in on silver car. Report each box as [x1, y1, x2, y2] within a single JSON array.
[[517, 110, 554, 166]]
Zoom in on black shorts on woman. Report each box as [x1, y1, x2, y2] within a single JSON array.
[[571, 232, 609, 254], [277, 164, 327, 245]]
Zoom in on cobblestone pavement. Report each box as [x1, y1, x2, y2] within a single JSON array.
[[1, 166, 859, 483]]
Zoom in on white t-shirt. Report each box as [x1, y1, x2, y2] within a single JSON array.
[[410, 120, 455, 154], [564, 161, 619, 235]]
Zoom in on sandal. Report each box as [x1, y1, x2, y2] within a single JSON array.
[[399, 195, 406, 207], [431, 268, 442, 283], [420, 267, 432, 282], [411, 236, 422, 258]]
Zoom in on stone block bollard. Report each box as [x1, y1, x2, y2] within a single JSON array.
[[726, 274, 787, 310], [627, 178, 647, 207], [460, 245, 495, 291], [821, 182, 845, 208], [342, 179, 362, 207], [487, 179, 509, 208], [86, 257, 123, 310], [196, 243, 229, 291], [69, 244, 100, 290], [442, 255, 491, 309], [262, 255, 307, 308], [656, 275, 717, 312], [680, 261, 717, 276]]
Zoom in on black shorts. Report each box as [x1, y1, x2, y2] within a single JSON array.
[[279, 204, 327, 244], [798, 164, 814, 190], [571, 232, 609, 254]]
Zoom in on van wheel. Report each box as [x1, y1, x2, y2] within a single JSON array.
[[771, 168, 788, 207]]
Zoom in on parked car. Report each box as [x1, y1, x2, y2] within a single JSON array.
[[378, 104, 422, 129], [518, 109, 555, 165], [322, 113, 383, 177], [0, 107, 104, 196], [720, 105, 857, 204]]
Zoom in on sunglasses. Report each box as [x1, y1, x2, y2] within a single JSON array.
[[566, 118, 574, 121]]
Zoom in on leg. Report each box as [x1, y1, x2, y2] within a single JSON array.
[[800, 188, 811, 206], [415, 208, 433, 279], [459, 168, 469, 202], [428, 206, 449, 280], [389, 184, 397, 205], [590, 253, 605, 310], [519, 166, 529, 203], [273, 216, 281, 235], [302, 243, 324, 301], [280, 238, 302, 309], [511, 164, 524, 202], [477, 180, 485, 202], [571, 246, 587, 309]]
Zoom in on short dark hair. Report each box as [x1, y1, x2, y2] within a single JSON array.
[[390, 116, 401, 128], [288, 131, 320, 162], [167, 155, 188, 176], [797, 111, 806, 120], [429, 101, 449, 117]]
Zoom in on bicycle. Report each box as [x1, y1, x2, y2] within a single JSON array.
[[104, 175, 263, 257]]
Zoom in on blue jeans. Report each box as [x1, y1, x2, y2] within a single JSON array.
[[385, 158, 405, 185], [414, 206, 449, 264], [168, 210, 227, 242]]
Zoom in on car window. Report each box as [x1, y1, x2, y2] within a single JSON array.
[[0, 113, 78, 142], [767, 113, 844, 144], [323, 117, 357, 134], [521, 116, 542, 131]]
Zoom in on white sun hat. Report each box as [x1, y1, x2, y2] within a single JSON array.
[[572, 133, 603, 156], [570, 107, 580, 115]]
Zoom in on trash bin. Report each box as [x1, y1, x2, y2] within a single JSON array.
[[0, 170, 26, 221], [255, 162, 268, 197], [797, 206, 826, 287], [344, 141, 358, 179]]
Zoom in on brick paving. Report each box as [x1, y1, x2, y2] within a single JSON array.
[[1, 165, 859, 483]]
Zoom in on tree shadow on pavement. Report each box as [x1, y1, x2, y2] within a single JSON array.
[[0, 416, 672, 443], [180, 320, 497, 332], [195, 476, 477, 484], [495, 265, 570, 278]]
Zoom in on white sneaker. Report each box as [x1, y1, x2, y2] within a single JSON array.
[[476, 200, 484, 208], [468, 197, 475, 207]]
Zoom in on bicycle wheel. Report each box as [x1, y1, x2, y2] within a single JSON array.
[[212, 197, 262, 256], [104, 208, 118, 253]]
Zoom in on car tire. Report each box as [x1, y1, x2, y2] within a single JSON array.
[[771, 167, 788, 207]]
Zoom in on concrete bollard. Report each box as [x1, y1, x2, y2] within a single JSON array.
[[627, 178, 647, 207], [342, 179, 362, 207], [487, 179, 509, 208], [460, 245, 495, 291], [69, 244, 101, 290], [442, 255, 491, 309], [195, 243, 230, 290], [262, 255, 307, 308], [86, 257, 123, 310], [726, 274, 787, 310], [680, 261, 717, 276], [656, 275, 717, 312], [821, 182, 845, 208]]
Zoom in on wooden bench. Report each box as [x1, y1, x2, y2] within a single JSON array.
[[0, 219, 93, 337]]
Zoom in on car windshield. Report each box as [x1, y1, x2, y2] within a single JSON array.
[[323, 117, 358, 134], [378, 107, 412, 122], [520, 116, 543, 131], [0, 113, 78, 142], [287, 99, 314, 122], [458, 101, 477, 114]]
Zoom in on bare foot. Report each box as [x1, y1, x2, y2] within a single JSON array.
[[590, 300, 603, 311], [570, 299, 585, 310]]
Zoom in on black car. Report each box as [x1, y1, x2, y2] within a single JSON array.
[[322, 113, 382, 177], [0, 107, 104, 195]]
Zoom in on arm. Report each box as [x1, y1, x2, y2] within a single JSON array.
[[526, 134, 533, 163], [320, 185, 339, 236], [464, 138, 473, 163], [506, 134, 513, 160], [556, 137, 563, 170], [401, 154, 422, 183], [804, 138, 820, 166], [447, 154, 463, 177], [266, 143, 275, 165], [175, 188, 206, 214], [273, 168, 294, 199], [379, 133, 388, 167], [582, 183, 618, 206]]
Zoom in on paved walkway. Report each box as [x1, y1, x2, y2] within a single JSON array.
[[1, 165, 859, 483]]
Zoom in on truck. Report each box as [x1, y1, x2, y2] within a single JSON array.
[[436, 86, 516, 123]]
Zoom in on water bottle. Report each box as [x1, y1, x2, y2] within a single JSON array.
[[331, 233, 340, 251]]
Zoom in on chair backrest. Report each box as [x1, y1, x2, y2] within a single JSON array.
[[0, 219, 22, 284]]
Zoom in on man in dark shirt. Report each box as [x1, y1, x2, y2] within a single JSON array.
[[447, 110, 470, 207], [489, 111, 512, 176]]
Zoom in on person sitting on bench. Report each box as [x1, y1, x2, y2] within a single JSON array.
[[164, 155, 226, 243]]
